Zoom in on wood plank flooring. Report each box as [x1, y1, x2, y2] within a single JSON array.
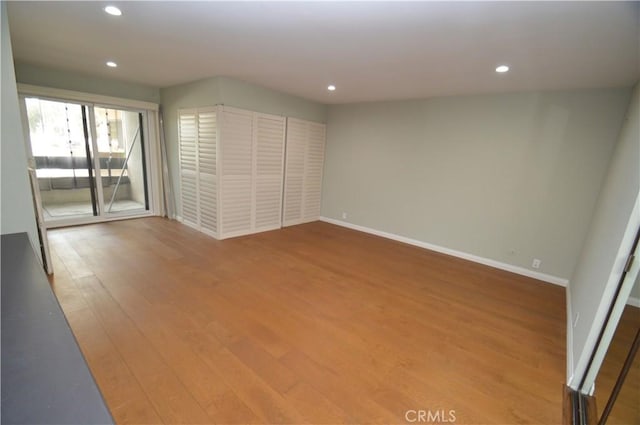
[[48, 217, 566, 424]]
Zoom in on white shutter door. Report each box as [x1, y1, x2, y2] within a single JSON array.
[[197, 109, 217, 237], [254, 113, 285, 231], [219, 108, 253, 238], [302, 122, 325, 222], [283, 118, 306, 226], [283, 118, 325, 227], [178, 109, 198, 229]]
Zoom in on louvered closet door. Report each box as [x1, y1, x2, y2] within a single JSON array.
[[283, 118, 306, 226], [178, 110, 198, 229], [197, 109, 217, 236], [302, 122, 326, 222], [254, 113, 285, 231], [219, 107, 253, 238], [283, 118, 326, 226]]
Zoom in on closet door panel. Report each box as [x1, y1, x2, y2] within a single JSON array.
[[178, 110, 198, 228], [283, 118, 325, 227], [283, 118, 307, 226], [303, 122, 325, 222], [220, 108, 253, 238], [221, 176, 252, 235], [199, 175, 217, 235], [255, 177, 282, 229], [254, 114, 285, 231], [197, 109, 217, 236], [179, 106, 322, 238]]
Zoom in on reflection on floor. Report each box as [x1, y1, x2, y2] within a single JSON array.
[[43, 200, 145, 219], [595, 304, 640, 424]]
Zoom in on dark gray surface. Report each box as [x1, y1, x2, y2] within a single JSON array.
[[1, 233, 113, 425]]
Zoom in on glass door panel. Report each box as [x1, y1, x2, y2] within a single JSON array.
[[23, 96, 153, 226], [25, 98, 98, 221], [94, 107, 149, 215]]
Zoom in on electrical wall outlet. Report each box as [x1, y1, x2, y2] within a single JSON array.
[[342, 212, 348, 219], [532, 258, 541, 269]]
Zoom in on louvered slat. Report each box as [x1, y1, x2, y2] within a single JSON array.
[[198, 110, 217, 175], [255, 114, 285, 231], [282, 118, 307, 226], [198, 109, 217, 235], [283, 118, 325, 226], [199, 174, 217, 235], [303, 122, 326, 221], [179, 110, 199, 228], [180, 171, 198, 226], [219, 108, 253, 238], [221, 176, 252, 235]]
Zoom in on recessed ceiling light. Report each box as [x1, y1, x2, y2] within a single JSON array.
[[106, 61, 118, 68], [495, 65, 510, 73], [327, 85, 336, 91], [104, 5, 122, 16]]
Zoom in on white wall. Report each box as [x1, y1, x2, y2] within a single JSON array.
[[217, 76, 327, 123], [14, 62, 160, 103], [321, 88, 631, 280], [160, 76, 326, 218], [1, 3, 39, 255], [568, 83, 639, 387]]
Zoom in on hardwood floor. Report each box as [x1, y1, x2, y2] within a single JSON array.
[[48, 217, 566, 424]]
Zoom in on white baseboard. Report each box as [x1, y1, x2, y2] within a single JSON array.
[[319, 216, 569, 287]]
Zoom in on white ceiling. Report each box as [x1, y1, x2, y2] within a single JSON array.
[[8, 1, 640, 104]]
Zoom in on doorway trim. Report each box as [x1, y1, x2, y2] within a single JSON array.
[[17, 84, 158, 112]]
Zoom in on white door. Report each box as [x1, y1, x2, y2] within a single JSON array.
[[219, 107, 253, 238], [178, 109, 199, 229], [254, 113, 286, 232], [283, 117, 326, 227], [197, 109, 218, 237]]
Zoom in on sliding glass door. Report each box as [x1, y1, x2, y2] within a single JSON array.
[[23, 97, 151, 226], [94, 106, 148, 215], [25, 98, 98, 220]]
